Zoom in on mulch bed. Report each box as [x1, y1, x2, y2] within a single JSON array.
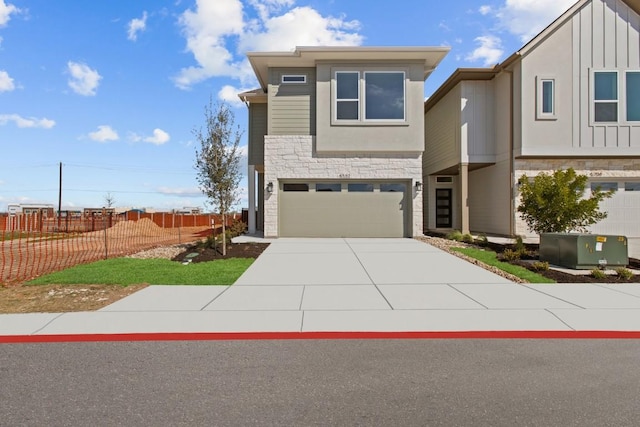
[[172, 242, 269, 263]]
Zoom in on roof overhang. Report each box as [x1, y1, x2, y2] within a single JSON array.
[[246, 46, 451, 90], [424, 68, 498, 113], [237, 88, 267, 105]]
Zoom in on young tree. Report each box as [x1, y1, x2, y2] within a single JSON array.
[[517, 168, 615, 234], [194, 100, 243, 256], [103, 192, 116, 208]]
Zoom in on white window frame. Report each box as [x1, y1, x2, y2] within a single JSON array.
[[625, 70, 640, 123], [332, 69, 407, 124], [281, 74, 307, 84], [363, 71, 406, 122], [592, 70, 619, 124], [536, 76, 556, 120]]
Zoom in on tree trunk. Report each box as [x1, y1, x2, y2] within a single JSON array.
[[221, 212, 227, 256]]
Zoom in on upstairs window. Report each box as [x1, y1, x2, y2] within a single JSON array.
[[594, 71, 618, 122], [626, 72, 640, 122], [536, 77, 556, 119], [336, 72, 360, 120], [334, 70, 406, 122]]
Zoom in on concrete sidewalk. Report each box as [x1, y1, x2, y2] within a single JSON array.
[[3, 238, 640, 337]]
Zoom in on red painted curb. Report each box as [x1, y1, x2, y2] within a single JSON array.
[[2, 330, 640, 343]]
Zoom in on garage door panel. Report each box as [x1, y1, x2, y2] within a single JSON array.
[[279, 182, 407, 238], [588, 184, 640, 237]]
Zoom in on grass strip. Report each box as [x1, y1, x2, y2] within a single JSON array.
[[26, 257, 254, 286], [452, 247, 555, 284]]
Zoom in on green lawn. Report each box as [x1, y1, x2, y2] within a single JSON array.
[[452, 247, 555, 284], [27, 257, 254, 286]]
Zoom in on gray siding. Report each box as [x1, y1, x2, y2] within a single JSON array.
[[461, 81, 496, 162], [248, 103, 267, 166], [268, 67, 316, 135], [316, 62, 425, 153]]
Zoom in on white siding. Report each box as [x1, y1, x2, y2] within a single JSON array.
[[461, 81, 496, 162], [423, 84, 461, 175]]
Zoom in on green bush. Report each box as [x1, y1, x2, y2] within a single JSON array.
[[502, 248, 521, 262], [615, 267, 633, 280], [461, 233, 474, 244], [475, 234, 489, 246], [591, 269, 607, 280], [446, 230, 463, 241], [228, 220, 247, 238], [531, 261, 550, 271]]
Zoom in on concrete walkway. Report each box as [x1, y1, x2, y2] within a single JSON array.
[[3, 238, 640, 337]]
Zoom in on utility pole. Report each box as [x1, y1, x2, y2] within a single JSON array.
[[58, 162, 62, 230]]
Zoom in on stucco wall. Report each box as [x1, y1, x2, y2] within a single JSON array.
[[263, 135, 423, 237]]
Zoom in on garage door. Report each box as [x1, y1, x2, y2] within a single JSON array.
[[279, 181, 408, 237], [587, 181, 640, 237]]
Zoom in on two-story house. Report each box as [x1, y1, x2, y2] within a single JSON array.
[[240, 46, 449, 238], [424, 0, 640, 239]]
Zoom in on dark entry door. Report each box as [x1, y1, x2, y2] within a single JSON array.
[[435, 189, 452, 228]]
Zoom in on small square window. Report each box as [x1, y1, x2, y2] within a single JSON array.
[[315, 183, 341, 192], [283, 183, 309, 192], [281, 75, 306, 84], [625, 182, 640, 191], [591, 182, 618, 192], [348, 183, 374, 192]]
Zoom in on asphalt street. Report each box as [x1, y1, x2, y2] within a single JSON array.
[[2, 339, 640, 426]]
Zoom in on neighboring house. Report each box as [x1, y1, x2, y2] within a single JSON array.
[[424, 0, 640, 239], [240, 46, 449, 237]]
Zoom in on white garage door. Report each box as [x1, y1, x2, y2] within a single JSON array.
[[279, 181, 408, 237], [587, 181, 640, 237]]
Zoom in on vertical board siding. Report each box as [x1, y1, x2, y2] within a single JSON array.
[[248, 103, 267, 166], [575, 0, 640, 149], [268, 67, 316, 135], [461, 81, 496, 159], [424, 85, 461, 174]]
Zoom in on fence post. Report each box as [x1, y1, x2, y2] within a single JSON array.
[[103, 209, 108, 259]]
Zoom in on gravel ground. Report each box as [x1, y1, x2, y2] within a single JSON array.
[[416, 236, 526, 283], [126, 244, 192, 260]]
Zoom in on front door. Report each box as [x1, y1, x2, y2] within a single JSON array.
[[435, 189, 452, 228]]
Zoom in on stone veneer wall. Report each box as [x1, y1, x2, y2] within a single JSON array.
[[264, 135, 423, 237], [513, 158, 640, 236]]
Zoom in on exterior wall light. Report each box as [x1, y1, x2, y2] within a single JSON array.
[[415, 181, 422, 191], [266, 182, 274, 193]]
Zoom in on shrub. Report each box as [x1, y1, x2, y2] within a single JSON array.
[[615, 267, 633, 280], [228, 220, 247, 238], [531, 261, 550, 271], [461, 233, 474, 244], [475, 234, 489, 247], [446, 230, 463, 241], [514, 235, 526, 252], [591, 269, 607, 280], [502, 248, 521, 262]]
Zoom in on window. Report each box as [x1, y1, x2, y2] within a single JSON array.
[[536, 77, 555, 119], [594, 71, 618, 122], [336, 72, 360, 120], [380, 183, 406, 192], [282, 183, 309, 192], [281, 74, 306, 84], [334, 70, 406, 122], [591, 182, 618, 192], [625, 182, 640, 191], [315, 183, 341, 192], [436, 176, 453, 183], [348, 183, 374, 192], [626, 72, 640, 121], [364, 72, 405, 120]]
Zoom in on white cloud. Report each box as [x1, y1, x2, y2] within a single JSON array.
[[218, 84, 253, 106], [0, 0, 20, 27], [67, 61, 102, 96], [127, 11, 148, 41], [88, 125, 119, 142], [144, 128, 170, 145], [174, 0, 363, 91], [492, 0, 576, 42], [0, 70, 15, 92], [479, 5, 492, 15], [0, 114, 55, 128], [466, 35, 504, 66]]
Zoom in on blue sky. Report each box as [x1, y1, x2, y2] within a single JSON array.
[[0, 0, 576, 212]]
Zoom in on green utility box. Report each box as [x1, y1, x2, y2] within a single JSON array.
[[539, 233, 628, 270]]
